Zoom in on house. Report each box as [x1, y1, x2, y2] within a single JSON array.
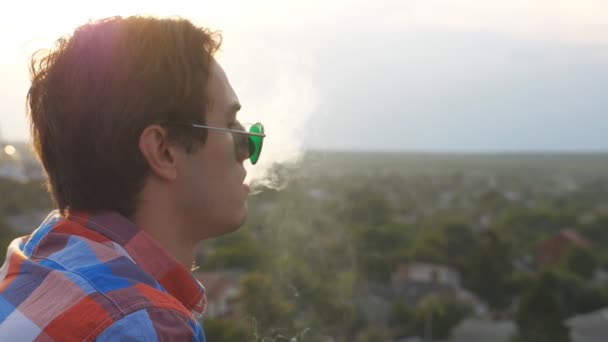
[[393, 262, 461, 288], [193, 270, 243, 319], [357, 263, 462, 326], [391, 262, 486, 315], [359, 262, 486, 327], [535, 229, 592, 268], [391, 262, 461, 306], [567, 307, 608, 342]]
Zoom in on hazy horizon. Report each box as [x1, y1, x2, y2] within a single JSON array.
[[4, 138, 608, 155]]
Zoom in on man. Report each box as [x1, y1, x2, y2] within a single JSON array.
[[0, 15, 265, 341]]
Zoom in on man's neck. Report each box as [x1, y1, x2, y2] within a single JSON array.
[[132, 203, 196, 270]]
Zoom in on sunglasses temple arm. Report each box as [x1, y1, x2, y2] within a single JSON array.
[[190, 124, 265, 138]]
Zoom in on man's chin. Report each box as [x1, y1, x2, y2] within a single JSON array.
[[200, 207, 248, 240], [233, 206, 248, 231]]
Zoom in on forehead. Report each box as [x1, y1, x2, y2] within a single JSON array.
[[207, 60, 239, 116]]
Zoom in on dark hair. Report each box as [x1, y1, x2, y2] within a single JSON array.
[[27, 16, 222, 218]]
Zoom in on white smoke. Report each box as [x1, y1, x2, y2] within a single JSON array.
[[218, 35, 319, 192]]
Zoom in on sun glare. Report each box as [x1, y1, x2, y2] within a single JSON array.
[[16, 1, 233, 38], [4, 145, 16, 156], [11, 1, 224, 55]]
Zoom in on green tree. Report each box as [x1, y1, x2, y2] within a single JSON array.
[[409, 220, 478, 271], [388, 300, 416, 337], [413, 294, 472, 340], [359, 327, 391, 342], [0, 219, 17, 265], [559, 246, 597, 279], [494, 207, 578, 253], [201, 230, 270, 271], [580, 214, 608, 251], [515, 271, 571, 342], [305, 271, 362, 339], [202, 319, 250, 342], [234, 272, 295, 338], [0, 179, 51, 215], [338, 185, 393, 227], [545, 269, 608, 316], [354, 223, 411, 282], [464, 230, 513, 312], [252, 195, 362, 340]]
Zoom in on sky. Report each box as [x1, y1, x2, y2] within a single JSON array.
[[1, 0, 608, 152]]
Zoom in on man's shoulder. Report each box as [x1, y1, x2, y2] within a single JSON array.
[[0, 284, 199, 341], [0, 232, 195, 341], [93, 307, 206, 341], [32, 230, 194, 314]]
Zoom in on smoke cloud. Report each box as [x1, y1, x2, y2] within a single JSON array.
[[218, 36, 319, 192]]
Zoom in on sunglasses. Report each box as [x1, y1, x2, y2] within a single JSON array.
[[162, 122, 266, 165]]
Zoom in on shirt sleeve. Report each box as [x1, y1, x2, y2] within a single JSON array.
[[94, 308, 206, 342]]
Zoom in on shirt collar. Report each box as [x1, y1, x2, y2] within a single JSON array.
[[65, 210, 207, 316]]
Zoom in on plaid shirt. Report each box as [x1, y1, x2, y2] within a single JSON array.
[[0, 210, 207, 341]]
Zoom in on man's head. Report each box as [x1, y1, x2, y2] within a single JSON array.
[[28, 16, 250, 238]]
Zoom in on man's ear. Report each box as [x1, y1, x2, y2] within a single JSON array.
[[139, 125, 179, 181]]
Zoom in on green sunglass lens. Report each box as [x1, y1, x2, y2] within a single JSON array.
[[249, 123, 264, 165], [248, 138, 255, 158]]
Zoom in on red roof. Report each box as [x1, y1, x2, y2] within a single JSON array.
[[558, 229, 592, 248]]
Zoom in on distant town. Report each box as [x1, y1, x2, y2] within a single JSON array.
[[2, 149, 608, 341]]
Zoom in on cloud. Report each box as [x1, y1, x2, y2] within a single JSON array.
[[385, 0, 608, 45], [303, 29, 608, 152]]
